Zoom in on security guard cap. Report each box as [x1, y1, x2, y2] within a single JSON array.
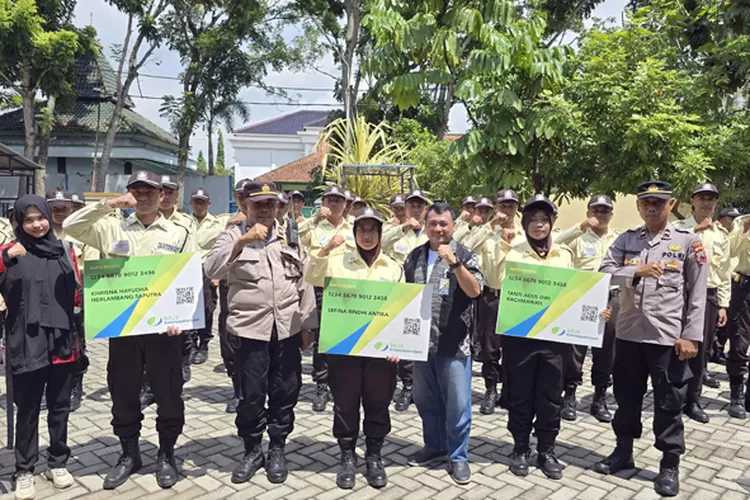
[[290, 190, 304, 201], [461, 196, 477, 207], [322, 185, 347, 200], [691, 182, 719, 198], [234, 178, 252, 194], [191, 188, 210, 201], [405, 189, 429, 204], [71, 192, 85, 206], [588, 194, 613, 209], [637, 180, 673, 200], [495, 189, 519, 204], [127, 170, 161, 189], [45, 188, 72, 205], [343, 189, 354, 202], [277, 192, 289, 205], [354, 207, 383, 225], [353, 196, 366, 207], [243, 181, 280, 202], [523, 194, 558, 215], [160, 175, 179, 190], [390, 193, 406, 207], [475, 197, 493, 209], [719, 207, 741, 219]]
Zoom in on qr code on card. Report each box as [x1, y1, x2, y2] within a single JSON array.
[[403, 318, 421, 336], [176, 287, 195, 305], [580, 305, 599, 322]]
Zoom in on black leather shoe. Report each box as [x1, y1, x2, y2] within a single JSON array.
[[139, 385, 155, 410], [654, 467, 679, 497], [182, 361, 191, 383], [312, 383, 330, 412], [479, 389, 497, 415], [266, 447, 288, 484], [155, 452, 178, 489], [728, 384, 747, 419], [561, 387, 577, 421], [684, 402, 709, 423], [537, 451, 563, 480], [103, 438, 142, 490], [703, 373, 720, 389], [407, 448, 447, 466], [365, 455, 387, 488], [336, 449, 357, 489], [712, 350, 727, 365], [449, 461, 471, 485], [394, 386, 413, 412], [509, 448, 530, 477], [231, 446, 265, 484], [70, 375, 83, 413], [590, 386, 612, 423], [594, 449, 635, 475], [225, 397, 240, 414], [190, 347, 208, 365]]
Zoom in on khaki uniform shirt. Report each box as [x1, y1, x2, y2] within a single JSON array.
[[165, 210, 195, 233], [730, 215, 750, 275], [301, 218, 356, 258], [600, 223, 707, 345], [54, 229, 101, 274], [471, 224, 527, 289], [204, 223, 318, 341], [553, 225, 620, 273], [306, 250, 404, 288], [382, 224, 429, 265], [62, 199, 197, 259], [673, 216, 732, 307], [191, 213, 226, 263], [454, 220, 473, 244], [499, 240, 574, 271]]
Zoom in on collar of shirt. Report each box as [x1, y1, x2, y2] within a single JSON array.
[[346, 251, 391, 268], [192, 212, 217, 226], [320, 218, 352, 231], [126, 213, 169, 231], [643, 221, 675, 245], [517, 241, 564, 260]]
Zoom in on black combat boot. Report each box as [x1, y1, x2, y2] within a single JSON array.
[[231, 442, 265, 484], [594, 438, 635, 475], [509, 437, 530, 477], [155, 438, 178, 489], [266, 444, 288, 484], [590, 385, 612, 423], [226, 373, 241, 414], [364, 438, 387, 488], [312, 382, 331, 412], [561, 385, 577, 421], [394, 384, 413, 412], [70, 375, 84, 413], [536, 437, 563, 480], [479, 386, 497, 416], [103, 436, 142, 490], [728, 383, 747, 419], [336, 438, 358, 489]]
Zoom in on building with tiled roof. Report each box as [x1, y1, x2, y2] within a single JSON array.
[[0, 51, 187, 195], [230, 110, 330, 181]]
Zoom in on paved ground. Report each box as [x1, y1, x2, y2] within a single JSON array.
[[1, 339, 750, 500]]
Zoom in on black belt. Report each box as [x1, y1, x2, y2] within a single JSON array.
[[483, 287, 501, 298], [707, 288, 718, 297], [736, 273, 750, 289]]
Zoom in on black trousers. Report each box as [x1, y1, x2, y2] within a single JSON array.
[[235, 330, 302, 448], [108, 334, 185, 441], [218, 280, 238, 378], [565, 295, 620, 389], [312, 287, 328, 384], [503, 336, 569, 445], [612, 339, 689, 459], [328, 354, 397, 440], [475, 288, 503, 391], [193, 273, 217, 349], [687, 289, 719, 404], [727, 278, 750, 384], [14, 363, 73, 473], [397, 360, 413, 388]]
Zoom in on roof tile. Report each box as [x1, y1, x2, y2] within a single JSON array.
[[233, 110, 330, 135]]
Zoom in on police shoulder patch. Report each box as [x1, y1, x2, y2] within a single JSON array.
[[691, 240, 707, 264]]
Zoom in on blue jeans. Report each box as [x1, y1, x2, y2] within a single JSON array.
[[413, 354, 472, 462]]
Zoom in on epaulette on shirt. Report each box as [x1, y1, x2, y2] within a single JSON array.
[[171, 218, 194, 235], [673, 226, 691, 234]]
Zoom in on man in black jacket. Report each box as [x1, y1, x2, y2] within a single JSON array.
[[403, 202, 483, 485]]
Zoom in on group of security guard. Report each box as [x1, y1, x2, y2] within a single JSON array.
[[5, 170, 750, 499]]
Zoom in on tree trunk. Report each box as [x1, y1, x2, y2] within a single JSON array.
[[531, 144, 543, 194], [342, 0, 361, 120], [207, 119, 214, 176], [436, 84, 453, 140], [35, 95, 57, 194], [176, 129, 191, 206], [20, 70, 37, 196]]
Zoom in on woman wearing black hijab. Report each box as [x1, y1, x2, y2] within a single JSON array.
[[494, 195, 610, 480], [305, 207, 404, 490], [0, 195, 81, 500]]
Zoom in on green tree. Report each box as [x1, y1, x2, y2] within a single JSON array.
[[214, 129, 231, 176], [96, 0, 169, 191], [196, 150, 207, 174], [0, 0, 83, 193], [365, 0, 573, 197], [202, 98, 248, 175]]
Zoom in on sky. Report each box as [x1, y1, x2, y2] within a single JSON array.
[[73, 0, 628, 168]]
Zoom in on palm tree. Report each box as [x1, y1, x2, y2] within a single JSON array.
[[202, 95, 250, 175]]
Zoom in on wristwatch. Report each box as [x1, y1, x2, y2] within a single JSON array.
[[449, 260, 463, 270]]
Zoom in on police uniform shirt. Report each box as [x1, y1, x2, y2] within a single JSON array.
[[381, 225, 429, 265], [300, 218, 355, 258], [62, 199, 197, 258], [191, 213, 226, 263], [730, 214, 750, 275], [306, 249, 405, 288], [599, 223, 707, 345], [673, 216, 732, 308]]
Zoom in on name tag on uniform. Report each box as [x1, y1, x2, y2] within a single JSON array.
[[438, 278, 450, 295], [157, 242, 180, 252], [395, 243, 409, 254], [319, 234, 331, 246], [111, 240, 129, 254], [583, 247, 596, 257]]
